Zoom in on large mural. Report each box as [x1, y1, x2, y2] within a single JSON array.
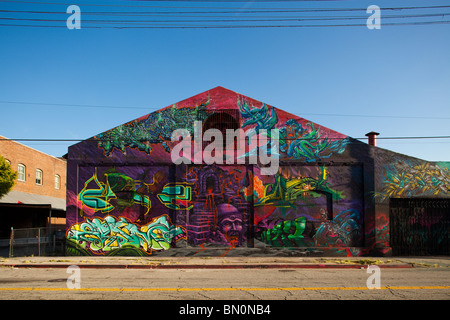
[[67, 86, 450, 257], [66, 166, 187, 256], [66, 87, 362, 256], [248, 165, 363, 253], [66, 164, 251, 255]]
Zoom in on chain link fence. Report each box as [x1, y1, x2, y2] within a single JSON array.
[[7, 227, 66, 257]]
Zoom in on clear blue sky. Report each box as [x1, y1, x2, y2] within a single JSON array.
[[1, 0, 449, 161]]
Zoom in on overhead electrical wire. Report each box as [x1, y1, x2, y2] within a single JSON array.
[[0, 0, 404, 4], [0, 0, 357, 10], [1, 2, 450, 28], [1, 1, 447, 149], [1, 1, 449, 14], [1, 21, 449, 28], [0, 100, 153, 110], [2, 12, 450, 23], [2, 5, 450, 14], [2, 136, 450, 143], [1, 100, 449, 120]]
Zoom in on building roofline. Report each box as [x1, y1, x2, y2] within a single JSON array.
[[0, 135, 67, 163]]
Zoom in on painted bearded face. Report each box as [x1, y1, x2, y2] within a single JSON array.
[[217, 204, 244, 246], [220, 215, 243, 244]]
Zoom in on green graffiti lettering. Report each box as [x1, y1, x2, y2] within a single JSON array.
[[157, 183, 193, 210], [78, 169, 152, 215], [78, 169, 116, 213], [261, 217, 306, 247], [67, 215, 185, 254]]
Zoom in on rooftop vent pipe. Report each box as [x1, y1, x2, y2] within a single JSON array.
[[365, 131, 380, 146]]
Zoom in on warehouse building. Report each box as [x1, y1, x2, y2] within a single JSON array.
[[66, 87, 449, 257]]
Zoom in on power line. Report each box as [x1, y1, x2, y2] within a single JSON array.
[[0, 6, 450, 29], [0, 0, 395, 3], [2, 3, 449, 28], [2, 21, 450, 28], [2, 136, 450, 143], [1, 100, 449, 120], [2, 5, 450, 14], [2, 12, 450, 23], [0, 100, 154, 110], [369, 136, 450, 140], [3, 1, 448, 17], [0, 0, 353, 10], [124, 0, 349, 2], [299, 113, 450, 120]]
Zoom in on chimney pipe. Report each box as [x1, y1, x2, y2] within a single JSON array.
[[365, 131, 380, 146]]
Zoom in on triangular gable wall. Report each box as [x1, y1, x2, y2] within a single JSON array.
[[71, 86, 351, 163]]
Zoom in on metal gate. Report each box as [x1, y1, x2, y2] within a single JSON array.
[[8, 227, 66, 257], [389, 198, 449, 255]]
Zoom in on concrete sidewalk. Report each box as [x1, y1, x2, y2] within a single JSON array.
[[1, 256, 449, 269]]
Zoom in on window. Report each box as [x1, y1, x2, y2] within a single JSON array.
[[202, 112, 240, 153], [36, 169, 43, 185], [55, 174, 61, 190], [18, 164, 26, 181]]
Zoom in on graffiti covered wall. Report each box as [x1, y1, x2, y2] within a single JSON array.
[[66, 166, 185, 255], [373, 151, 450, 255], [246, 164, 365, 256], [67, 86, 449, 257], [66, 87, 368, 256]]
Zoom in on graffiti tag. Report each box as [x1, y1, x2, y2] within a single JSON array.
[[157, 183, 194, 210], [67, 215, 185, 254]]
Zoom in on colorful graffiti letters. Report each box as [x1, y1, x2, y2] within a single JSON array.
[[261, 216, 306, 247], [67, 215, 185, 254], [78, 169, 116, 213], [157, 183, 194, 210], [377, 161, 450, 201], [246, 166, 344, 208], [78, 169, 151, 215]]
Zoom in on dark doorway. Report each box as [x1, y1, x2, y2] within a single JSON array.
[[389, 198, 449, 255]]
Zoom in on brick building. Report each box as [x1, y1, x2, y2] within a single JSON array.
[[0, 135, 67, 240]]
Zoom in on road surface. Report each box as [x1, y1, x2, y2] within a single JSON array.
[[0, 266, 449, 300]]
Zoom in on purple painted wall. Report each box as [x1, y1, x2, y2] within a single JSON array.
[[66, 87, 450, 257]]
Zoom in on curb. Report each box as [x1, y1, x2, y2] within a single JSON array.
[[1, 263, 414, 269]]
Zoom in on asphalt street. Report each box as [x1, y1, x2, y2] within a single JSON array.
[[0, 265, 449, 300]]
